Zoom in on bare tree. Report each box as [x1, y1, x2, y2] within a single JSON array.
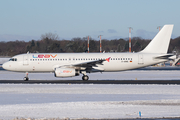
[[41, 32, 59, 40]]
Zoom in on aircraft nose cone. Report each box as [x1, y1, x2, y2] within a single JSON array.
[[2, 63, 8, 70]]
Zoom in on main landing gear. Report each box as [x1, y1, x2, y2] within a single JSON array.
[[24, 72, 29, 81], [81, 71, 89, 81], [82, 75, 89, 81]]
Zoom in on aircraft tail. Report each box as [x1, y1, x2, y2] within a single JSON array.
[[140, 25, 174, 54]]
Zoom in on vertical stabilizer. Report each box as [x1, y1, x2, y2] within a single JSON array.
[[140, 25, 174, 54]]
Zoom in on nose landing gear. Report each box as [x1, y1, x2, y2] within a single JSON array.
[[24, 72, 29, 81]]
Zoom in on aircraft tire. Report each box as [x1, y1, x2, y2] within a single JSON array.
[[82, 75, 89, 81], [24, 77, 29, 81]]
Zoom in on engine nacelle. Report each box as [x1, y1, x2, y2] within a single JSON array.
[[54, 68, 79, 77]]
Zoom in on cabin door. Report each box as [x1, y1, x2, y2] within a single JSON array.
[[23, 55, 29, 65], [138, 54, 144, 64]]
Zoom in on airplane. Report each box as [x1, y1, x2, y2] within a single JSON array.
[[2, 25, 175, 81]]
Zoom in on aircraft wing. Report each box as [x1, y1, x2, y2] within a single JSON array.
[[72, 57, 111, 69], [73, 59, 105, 68], [58, 57, 111, 72]]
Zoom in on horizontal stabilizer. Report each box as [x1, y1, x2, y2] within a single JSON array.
[[154, 54, 174, 60]]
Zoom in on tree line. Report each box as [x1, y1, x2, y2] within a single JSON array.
[[0, 34, 180, 56]]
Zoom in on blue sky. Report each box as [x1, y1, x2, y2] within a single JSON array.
[[0, 0, 180, 41]]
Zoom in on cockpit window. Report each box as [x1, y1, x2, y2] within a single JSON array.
[[9, 58, 17, 61]]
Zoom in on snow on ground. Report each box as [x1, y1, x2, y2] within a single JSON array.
[[1, 101, 180, 119], [0, 70, 180, 119], [0, 58, 10, 64], [0, 70, 180, 80], [0, 84, 180, 119]]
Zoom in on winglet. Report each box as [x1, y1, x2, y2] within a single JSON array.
[[140, 25, 174, 54], [106, 57, 111, 62]]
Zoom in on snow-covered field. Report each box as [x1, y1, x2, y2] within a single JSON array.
[[0, 70, 180, 119], [0, 84, 180, 119], [0, 58, 10, 64]]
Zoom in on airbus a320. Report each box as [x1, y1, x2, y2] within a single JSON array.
[[2, 25, 174, 81]]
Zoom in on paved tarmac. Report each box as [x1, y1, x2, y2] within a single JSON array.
[[1, 66, 180, 84], [0, 80, 180, 84]]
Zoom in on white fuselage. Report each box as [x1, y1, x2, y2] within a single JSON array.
[[3, 52, 167, 73]]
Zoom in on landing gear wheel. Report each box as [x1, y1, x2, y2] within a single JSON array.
[[24, 77, 29, 81], [82, 75, 89, 81], [24, 72, 29, 81]]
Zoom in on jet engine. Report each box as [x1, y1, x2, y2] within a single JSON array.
[[54, 68, 79, 77]]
